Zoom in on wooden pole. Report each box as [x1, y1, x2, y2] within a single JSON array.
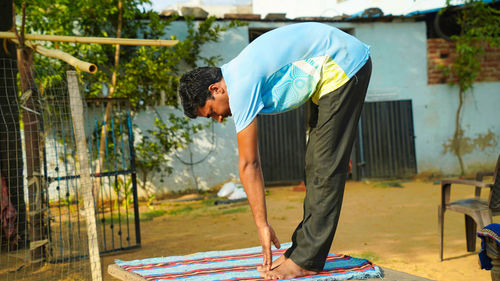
[[15, 2, 48, 263], [17, 44, 48, 264], [67, 71, 103, 281], [0, 31, 178, 46], [10, 38, 97, 73], [99, 0, 123, 184]]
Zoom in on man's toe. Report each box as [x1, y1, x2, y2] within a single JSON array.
[[268, 270, 284, 280], [264, 271, 275, 280]]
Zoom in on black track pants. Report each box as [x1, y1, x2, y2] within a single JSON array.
[[284, 58, 372, 271]]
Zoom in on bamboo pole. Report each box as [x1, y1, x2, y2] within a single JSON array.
[[10, 38, 97, 73], [0, 31, 178, 46]]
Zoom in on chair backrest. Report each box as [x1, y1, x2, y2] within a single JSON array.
[[488, 154, 500, 211]]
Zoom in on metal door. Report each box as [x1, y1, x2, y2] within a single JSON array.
[[355, 100, 417, 178], [257, 106, 306, 185]]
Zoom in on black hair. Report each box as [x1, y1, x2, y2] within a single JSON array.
[[178, 67, 223, 118]]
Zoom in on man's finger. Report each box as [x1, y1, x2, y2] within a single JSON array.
[[269, 226, 281, 249], [265, 247, 272, 271], [261, 246, 268, 268], [272, 236, 281, 249]]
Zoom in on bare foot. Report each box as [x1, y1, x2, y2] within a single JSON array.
[[257, 255, 287, 273], [262, 258, 318, 280]]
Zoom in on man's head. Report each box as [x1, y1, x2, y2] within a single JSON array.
[[178, 67, 231, 122]]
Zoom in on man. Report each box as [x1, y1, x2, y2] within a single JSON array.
[[178, 22, 371, 280]]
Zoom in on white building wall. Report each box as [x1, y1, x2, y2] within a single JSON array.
[[131, 19, 500, 195], [132, 106, 239, 196]]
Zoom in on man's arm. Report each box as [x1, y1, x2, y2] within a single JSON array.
[[237, 118, 281, 270]]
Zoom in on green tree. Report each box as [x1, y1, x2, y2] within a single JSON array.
[[14, 0, 243, 192], [439, 0, 500, 174]]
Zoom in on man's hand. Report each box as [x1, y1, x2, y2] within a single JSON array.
[[236, 119, 280, 270], [258, 224, 281, 271]]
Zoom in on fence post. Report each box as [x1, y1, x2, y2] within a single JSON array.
[[67, 70, 103, 281]]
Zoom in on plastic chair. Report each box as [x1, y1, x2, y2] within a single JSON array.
[[439, 154, 500, 261]]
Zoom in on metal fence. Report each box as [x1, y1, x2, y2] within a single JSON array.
[[82, 98, 140, 254], [1, 58, 93, 280], [0, 58, 140, 280]]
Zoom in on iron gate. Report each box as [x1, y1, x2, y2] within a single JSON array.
[[86, 98, 141, 253], [44, 97, 140, 260], [355, 100, 417, 178]]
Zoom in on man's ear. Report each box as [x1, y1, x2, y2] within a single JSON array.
[[208, 83, 218, 93], [208, 82, 224, 96]]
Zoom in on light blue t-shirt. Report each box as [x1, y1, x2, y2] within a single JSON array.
[[221, 22, 370, 133]]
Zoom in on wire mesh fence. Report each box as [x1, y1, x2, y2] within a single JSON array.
[[1, 57, 93, 280], [0, 57, 140, 280]]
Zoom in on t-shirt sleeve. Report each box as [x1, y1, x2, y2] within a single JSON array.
[[229, 81, 265, 133]]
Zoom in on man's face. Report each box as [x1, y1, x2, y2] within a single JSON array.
[[196, 80, 232, 123]]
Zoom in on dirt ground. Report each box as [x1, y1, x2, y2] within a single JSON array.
[[102, 180, 496, 281]]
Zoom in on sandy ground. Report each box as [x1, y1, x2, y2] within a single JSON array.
[[102, 180, 496, 281]]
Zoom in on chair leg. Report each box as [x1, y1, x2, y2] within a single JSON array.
[[465, 215, 477, 252], [438, 206, 444, 261], [479, 210, 492, 229]]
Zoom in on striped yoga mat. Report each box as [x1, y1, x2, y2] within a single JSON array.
[[111, 243, 382, 281]]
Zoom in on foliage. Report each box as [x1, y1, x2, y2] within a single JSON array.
[[15, 0, 161, 93], [15, 0, 244, 193], [134, 114, 205, 195], [101, 208, 167, 224], [439, 0, 500, 174], [442, 0, 500, 91], [146, 194, 156, 209], [59, 194, 77, 213], [166, 205, 194, 216], [119, 17, 245, 110], [139, 209, 167, 221], [15, 0, 244, 108], [163, 202, 248, 217], [216, 206, 247, 216], [113, 177, 133, 210]]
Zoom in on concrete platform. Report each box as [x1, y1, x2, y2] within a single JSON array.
[[108, 264, 435, 281], [377, 267, 434, 281]]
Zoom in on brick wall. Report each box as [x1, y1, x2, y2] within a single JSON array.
[[427, 38, 500, 85]]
